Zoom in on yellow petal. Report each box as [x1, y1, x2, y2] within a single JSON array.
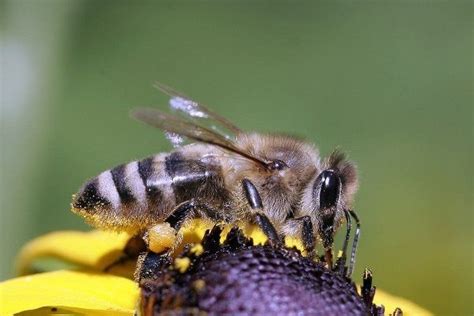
[[374, 289, 433, 316], [15, 220, 305, 278], [16, 230, 132, 276], [0, 269, 138, 316]]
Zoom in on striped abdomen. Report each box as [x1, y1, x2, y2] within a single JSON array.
[[72, 150, 229, 233]]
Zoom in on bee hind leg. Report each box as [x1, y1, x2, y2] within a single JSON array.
[[136, 201, 220, 283], [146, 201, 198, 254], [135, 250, 172, 282], [241, 178, 281, 245], [165, 200, 197, 230], [104, 222, 180, 276]]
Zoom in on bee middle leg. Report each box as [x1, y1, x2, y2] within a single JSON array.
[[241, 178, 281, 245]]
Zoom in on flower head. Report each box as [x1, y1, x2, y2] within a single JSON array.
[[1, 220, 432, 315]]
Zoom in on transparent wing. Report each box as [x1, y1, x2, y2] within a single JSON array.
[[131, 107, 267, 167], [154, 82, 243, 137]]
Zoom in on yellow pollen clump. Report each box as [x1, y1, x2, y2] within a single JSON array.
[[190, 244, 204, 256], [174, 257, 191, 273], [148, 223, 177, 253]]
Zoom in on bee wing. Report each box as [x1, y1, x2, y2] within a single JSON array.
[[154, 82, 243, 137], [131, 107, 268, 167]]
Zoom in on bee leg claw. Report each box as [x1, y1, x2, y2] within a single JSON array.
[[242, 178, 281, 245]]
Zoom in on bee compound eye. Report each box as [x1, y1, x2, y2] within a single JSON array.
[[319, 170, 341, 209]]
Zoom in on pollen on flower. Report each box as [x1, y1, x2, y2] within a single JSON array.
[[174, 257, 191, 273], [189, 244, 204, 256]]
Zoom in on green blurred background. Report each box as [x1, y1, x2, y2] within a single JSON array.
[[1, 0, 472, 314]]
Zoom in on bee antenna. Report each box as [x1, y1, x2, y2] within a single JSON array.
[[347, 210, 360, 278], [335, 209, 352, 275]]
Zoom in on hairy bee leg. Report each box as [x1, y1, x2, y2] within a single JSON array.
[[335, 209, 352, 274], [165, 200, 197, 230], [347, 209, 361, 278], [136, 202, 203, 282], [301, 216, 316, 258], [242, 178, 281, 245], [135, 250, 172, 282], [292, 216, 316, 259]]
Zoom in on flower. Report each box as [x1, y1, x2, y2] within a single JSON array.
[[1, 220, 432, 315]]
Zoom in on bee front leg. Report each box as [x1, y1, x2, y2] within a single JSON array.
[[291, 216, 316, 260], [319, 217, 336, 269], [241, 179, 281, 245]]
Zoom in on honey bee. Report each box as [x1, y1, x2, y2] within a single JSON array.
[[72, 83, 360, 276]]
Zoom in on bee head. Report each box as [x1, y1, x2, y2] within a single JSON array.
[[306, 150, 358, 248]]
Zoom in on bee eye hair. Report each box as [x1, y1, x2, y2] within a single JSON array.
[[318, 169, 341, 209]]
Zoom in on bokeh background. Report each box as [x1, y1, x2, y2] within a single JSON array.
[[1, 0, 472, 314]]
